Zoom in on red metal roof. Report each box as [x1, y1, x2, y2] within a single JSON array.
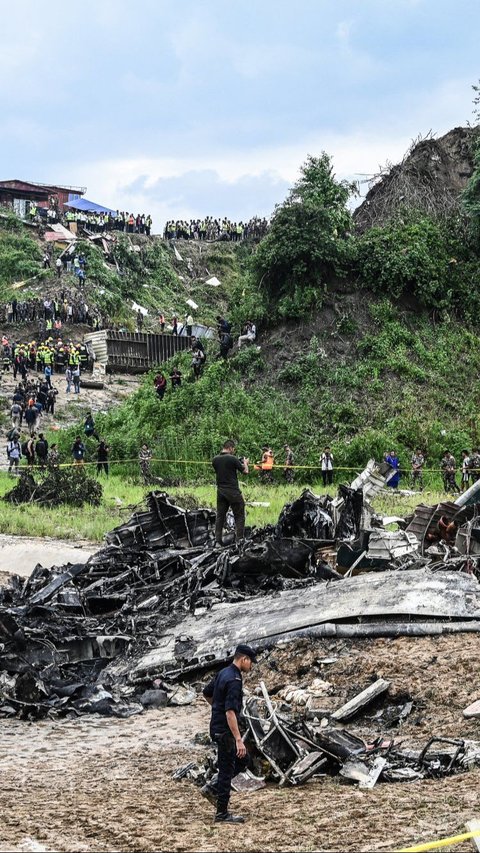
[[0, 179, 86, 194]]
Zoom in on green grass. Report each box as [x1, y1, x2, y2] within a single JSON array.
[[0, 472, 147, 541]]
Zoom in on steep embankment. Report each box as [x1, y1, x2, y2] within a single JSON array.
[[354, 126, 476, 230], [82, 275, 480, 482], [3, 148, 480, 482], [0, 210, 248, 331]]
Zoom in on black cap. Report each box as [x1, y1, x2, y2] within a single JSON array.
[[234, 643, 257, 662]]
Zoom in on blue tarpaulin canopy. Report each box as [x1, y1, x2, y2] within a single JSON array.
[[65, 198, 117, 215]]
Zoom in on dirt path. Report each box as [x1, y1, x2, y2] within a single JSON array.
[[0, 533, 96, 584], [0, 364, 142, 437], [2, 634, 480, 852]]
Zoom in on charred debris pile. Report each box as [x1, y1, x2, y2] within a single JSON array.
[[1, 460, 480, 721], [175, 678, 480, 792]]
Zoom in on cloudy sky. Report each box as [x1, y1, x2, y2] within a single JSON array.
[[1, 0, 478, 231]]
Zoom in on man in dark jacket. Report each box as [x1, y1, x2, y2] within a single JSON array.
[[219, 331, 233, 360], [35, 433, 49, 469], [24, 404, 38, 437], [202, 644, 257, 823], [71, 436, 86, 465], [84, 412, 100, 441], [96, 440, 109, 476]]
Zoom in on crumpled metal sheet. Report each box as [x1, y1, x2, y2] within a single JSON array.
[[276, 490, 334, 540]]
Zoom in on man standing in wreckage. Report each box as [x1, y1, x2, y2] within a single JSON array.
[[212, 439, 249, 545], [202, 644, 257, 823]]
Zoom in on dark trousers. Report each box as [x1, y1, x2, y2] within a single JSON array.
[[97, 462, 109, 476], [215, 490, 245, 544], [322, 470, 333, 486], [212, 731, 247, 813]]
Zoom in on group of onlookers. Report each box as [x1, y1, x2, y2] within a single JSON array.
[[384, 448, 480, 492], [3, 293, 104, 332], [113, 212, 153, 234], [163, 216, 268, 242], [28, 203, 153, 236]]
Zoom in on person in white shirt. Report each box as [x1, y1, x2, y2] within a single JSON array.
[[237, 321, 256, 349], [320, 446, 334, 487]]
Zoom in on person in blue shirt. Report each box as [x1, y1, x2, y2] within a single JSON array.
[[202, 644, 257, 823], [386, 450, 401, 488], [71, 436, 86, 465]]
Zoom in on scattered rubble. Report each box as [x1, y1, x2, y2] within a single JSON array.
[[174, 678, 480, 792], [1, 461, 480, 723]]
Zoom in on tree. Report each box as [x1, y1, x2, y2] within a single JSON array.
[[472, 78, 480, 124], [356, 213, 458, 306], [463, 143, 480, 246], [252, 153, 357, 318], [463, 81, 480, 246]]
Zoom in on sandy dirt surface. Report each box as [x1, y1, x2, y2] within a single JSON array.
[[0, 534, 95, 584], [1, 634, 480, 852]]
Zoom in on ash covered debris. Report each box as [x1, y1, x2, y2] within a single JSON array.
[[1, 463, 480, 719], [0, 489, 336, 718], [175, 678, 480, 792]]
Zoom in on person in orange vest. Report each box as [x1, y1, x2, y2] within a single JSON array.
[[254, 445, 274, 484]]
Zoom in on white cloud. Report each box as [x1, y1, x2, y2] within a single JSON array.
[[336, 19, 353, 45]]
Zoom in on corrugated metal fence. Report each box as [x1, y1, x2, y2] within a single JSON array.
[[85, 330, 192, 373]]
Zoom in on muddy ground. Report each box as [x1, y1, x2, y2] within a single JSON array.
[[1, 634, 480, 852]]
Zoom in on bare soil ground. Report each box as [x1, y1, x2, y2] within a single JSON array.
[[0, 534, 95, 585], [0, 355, 142, 438], [1, 634, 480, 853]]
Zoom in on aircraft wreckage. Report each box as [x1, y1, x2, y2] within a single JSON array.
[[1, 460, 480, 719]]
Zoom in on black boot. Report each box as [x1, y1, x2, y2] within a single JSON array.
[[214, 812, 245, 824]]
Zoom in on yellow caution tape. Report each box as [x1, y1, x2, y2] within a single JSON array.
[[9, 457, 468, 475], [396, 828, 480, 852]]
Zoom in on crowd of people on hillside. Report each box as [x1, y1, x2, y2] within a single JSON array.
[[163, 216, 269, 242], [112, 212, 153, 234], [6, 414, 109, 477], [3, 292, 105, 333], [152, 315, 258, 395], [2, 334, 91, 389], [2, 331, 98, 475], [25, 199, 273, 246], [28, 203, 153, 236]]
